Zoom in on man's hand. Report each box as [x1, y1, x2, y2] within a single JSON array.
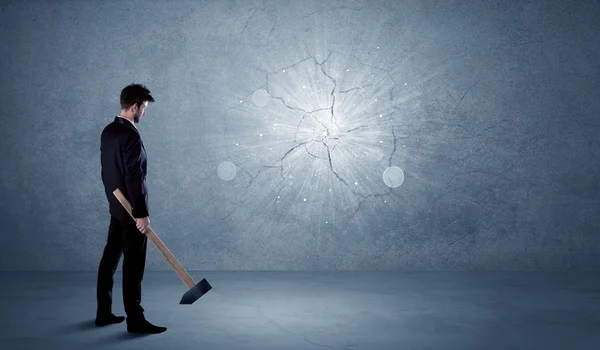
[[135, 216, 150, 234]]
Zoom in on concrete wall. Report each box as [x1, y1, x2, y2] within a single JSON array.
[[1, 0, 598, 270]]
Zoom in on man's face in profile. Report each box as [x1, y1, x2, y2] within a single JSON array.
[[134, 101, 148, 123]]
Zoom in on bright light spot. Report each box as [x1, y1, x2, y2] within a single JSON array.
[[383, 166, 404, 188], [259, 133, 263, 137], [217, 161, 237, 181], [354, 181, 358, 185], [303, 198, 307, 201]]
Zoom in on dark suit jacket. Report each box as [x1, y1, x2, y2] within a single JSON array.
[[101, 116, 149, 225]]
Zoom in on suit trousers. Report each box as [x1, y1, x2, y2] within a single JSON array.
[[96, 215, 147, 318]]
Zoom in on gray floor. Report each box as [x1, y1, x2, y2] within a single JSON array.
[[1, 271, 599, 349]]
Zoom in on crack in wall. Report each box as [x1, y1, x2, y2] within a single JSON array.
[[219, 13, 511, 245]]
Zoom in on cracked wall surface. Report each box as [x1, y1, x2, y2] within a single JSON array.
[[0, 0, 599, 270]]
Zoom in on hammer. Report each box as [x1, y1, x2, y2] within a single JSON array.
[[113, 188, 212, 304]]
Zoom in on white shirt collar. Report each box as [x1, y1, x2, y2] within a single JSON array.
[[117, 115, 137, 129]]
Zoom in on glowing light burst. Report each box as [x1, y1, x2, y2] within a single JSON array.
[[223, 51, 402, 228]]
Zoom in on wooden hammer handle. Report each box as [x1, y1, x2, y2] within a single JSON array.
[[113, 188, 196, 289]]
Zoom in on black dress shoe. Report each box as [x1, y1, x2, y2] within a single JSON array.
[[95, 313, 125, 327], [126, 318, 167, 334]]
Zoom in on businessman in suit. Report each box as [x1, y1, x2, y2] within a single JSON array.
[[96, 83, 166, 334]]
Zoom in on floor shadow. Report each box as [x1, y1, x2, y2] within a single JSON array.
[[55, 319, 98, 334], [96, 331, 153, 344]]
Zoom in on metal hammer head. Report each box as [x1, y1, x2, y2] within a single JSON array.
[[179, 278, 212, 305]]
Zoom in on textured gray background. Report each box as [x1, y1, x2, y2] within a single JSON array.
[[0, 0, 598, 271]]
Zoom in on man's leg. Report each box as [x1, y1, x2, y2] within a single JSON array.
[[96, 216, 123, 317], [121, 223, 148, 320], [121, 220, 167, 334]]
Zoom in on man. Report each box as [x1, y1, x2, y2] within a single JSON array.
[[96, 83, 166, 334]]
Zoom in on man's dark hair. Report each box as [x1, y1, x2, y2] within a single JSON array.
[[120, 83, 155, 111]]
